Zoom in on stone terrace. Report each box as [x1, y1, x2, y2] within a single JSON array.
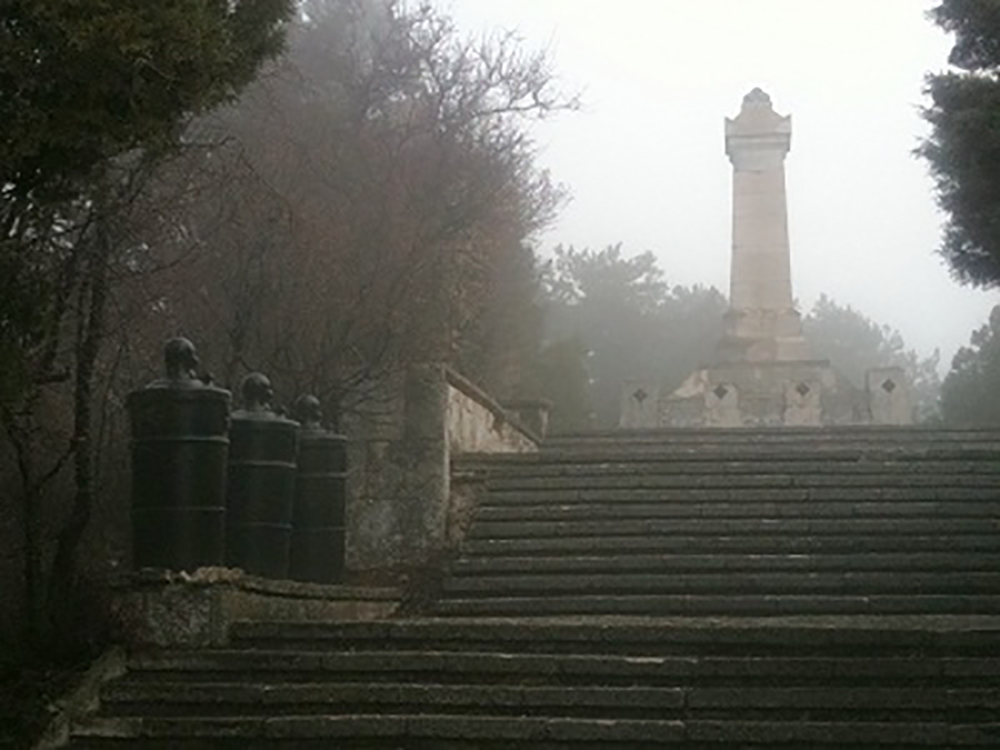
[[70, 427, 1000, 747]]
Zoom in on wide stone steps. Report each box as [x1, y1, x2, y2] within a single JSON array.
[[71, 428, 1000, 747], [474, 503, 999, 523], [72, 619, 1000, 747], [451, 552, 1000, 574], [443, 430, 1000, 619], [539, 427, 1000, 450]]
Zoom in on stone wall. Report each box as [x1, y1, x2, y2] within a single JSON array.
[[111, 568, 399, 648], [445, 369, 538, 454], [345, 365, 538, 575], [625, 360, 914, 429]]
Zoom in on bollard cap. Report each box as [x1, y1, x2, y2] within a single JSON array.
[[293, 394, 325, 432], [232, 372, 298, 426], [140, 337, 229, 397]]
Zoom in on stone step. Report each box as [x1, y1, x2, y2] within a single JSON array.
[[100, 681, 689, 719], [229, 617, 1000, 655], [450, 553, 1000, 576], [461, 534, 1000, 556], [541, 427, 1000, 445], [96, 679, 1000, 721], [442, 571, 1000, 597], [481, 486, 1000, 505], [466, 517, 1000, 540], [434, 594, 1000, 618], [114, 648, 1000, 688], [473, 501, 1000, 522], [72, 714, 1000, 748], [466, 459, 1000, 477], [71, 714, 687, 747], [486, 474, 1000, 491]]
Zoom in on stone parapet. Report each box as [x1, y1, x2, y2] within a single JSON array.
[[110, 568, 400, 648], [345, 365, 539, 575]]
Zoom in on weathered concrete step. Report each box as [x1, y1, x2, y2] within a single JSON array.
[[474, 501, 1000, 522], [481, 486, 1000, 504], [524, 444, 1000, 459], [97, 680, 1000, 720], [434, 594, 1000, 617], [442, 572, 1000, 597], [467, 517, 1000, 540], [69, 715, 1000, 746], [119, 647, 1000, 685], [230, 617, 1000, 655], [451, 553, 1000, 576], [101, 681, 689, 718], [542, 426, 1000, 444], [71, 715, 687, 745], [486, 474, 1000, 491], [121, 649, 701, 683], [469, 459, 1000, 477], [462, 534, 1000, 556]]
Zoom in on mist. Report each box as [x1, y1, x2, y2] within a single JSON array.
[[445, 0, 999, 367]]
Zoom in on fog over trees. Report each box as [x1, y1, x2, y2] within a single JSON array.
[[530, 246, 941, 431], [2, 0, 575, 658], [1, 0, 294, 650]]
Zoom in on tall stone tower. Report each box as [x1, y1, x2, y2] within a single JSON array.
[[719, 87, 809, 362], [620, 88, 913, 428]]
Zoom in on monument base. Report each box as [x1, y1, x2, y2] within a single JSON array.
[[620, 360, 913, 429]]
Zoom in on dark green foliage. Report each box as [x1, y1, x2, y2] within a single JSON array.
[[520, 337, 592, 433], [0, 0, 292, 657], [920, 0, 1000, 287], [802, 295, 942, 422], [539, 244, 726, 429], [0, 0, 292, 204], [940, 305, 1000, 425]]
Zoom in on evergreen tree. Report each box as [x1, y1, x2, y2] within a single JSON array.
[[920, 0, 1000, 287], [940, 305, 1000, 425]]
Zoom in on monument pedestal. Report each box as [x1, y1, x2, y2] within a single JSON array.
[[621, 89, 912, 429], [658, 359, 868, 429]]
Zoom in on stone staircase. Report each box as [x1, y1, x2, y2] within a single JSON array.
[[441, 427, 1000, 617], [70, 427, 1000, 747]]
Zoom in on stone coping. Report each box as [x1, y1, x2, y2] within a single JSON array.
[[111, 569, 401, 648], [443, 366, 541, 445], [116, 567, 401, 601], [395, 614, 1000, 631]]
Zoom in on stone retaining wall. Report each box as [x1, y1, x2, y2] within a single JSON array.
[[345, 365, 538, 575]]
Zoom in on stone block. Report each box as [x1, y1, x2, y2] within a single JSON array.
[[619, 380, 660, 429], [867, 366, 913, 425], [111, 568, 399, 648]]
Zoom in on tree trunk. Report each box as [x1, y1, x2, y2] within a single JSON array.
[[47, 215, 111, 644]]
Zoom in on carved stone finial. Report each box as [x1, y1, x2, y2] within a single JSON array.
[[293, 394, 323, 429], [742, 87, 772, 109], [241, 372, 274, 413], [164, 337, 199, 382]]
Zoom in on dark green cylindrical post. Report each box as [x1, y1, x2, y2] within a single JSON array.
[[290, 395, 347, 584], [225, 373, 299, 579], [127, 338, 231, 571]]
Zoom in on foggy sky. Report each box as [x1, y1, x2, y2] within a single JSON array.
[[445, 0, 999, 368]]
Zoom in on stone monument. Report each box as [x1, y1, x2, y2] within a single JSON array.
[[622, 89, 912, 428], [719, 88, 809, 363]]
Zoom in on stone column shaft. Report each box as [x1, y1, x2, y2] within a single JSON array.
[[720, 88, 808, 362], [731, 166, 793, 310]]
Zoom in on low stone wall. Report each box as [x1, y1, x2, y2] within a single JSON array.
[[345, 365, 538, 575], [626, 360, 913, 429], [445, 369, 538, 454], [111, 568, 399, 648]]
